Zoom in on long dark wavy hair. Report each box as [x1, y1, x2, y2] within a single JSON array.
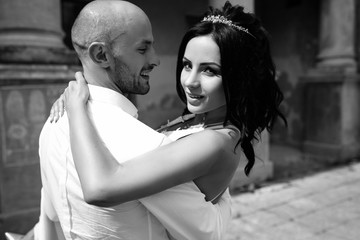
[[176, 1, 286, 176]]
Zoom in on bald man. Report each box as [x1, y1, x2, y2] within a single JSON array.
[[34, 1, 231, 240]]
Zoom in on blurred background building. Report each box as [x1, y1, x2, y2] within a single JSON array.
[[0, 0, 359, 237]]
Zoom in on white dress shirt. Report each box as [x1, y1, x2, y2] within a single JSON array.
[[37, 85, 231, 240]]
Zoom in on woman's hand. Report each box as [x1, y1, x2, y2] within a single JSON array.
[[48, 72, 89, 123], [63, 71, 90, 118], [49, 94, 65, 123]]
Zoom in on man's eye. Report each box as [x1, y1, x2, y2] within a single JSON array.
[[138, 48, 147, 54]]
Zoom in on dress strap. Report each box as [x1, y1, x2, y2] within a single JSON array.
[[210, 188, 228, 204], [157, 113, 195, 132], [205, 122, 239, 133], [204, 122, 224, 130]]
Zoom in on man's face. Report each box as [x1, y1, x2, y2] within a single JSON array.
[[109, 16, 160, 95]]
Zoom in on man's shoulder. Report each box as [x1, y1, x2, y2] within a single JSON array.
[[40, 115, 69, 138], [88, 102, 155, 132], [87, 102, 169, 154]]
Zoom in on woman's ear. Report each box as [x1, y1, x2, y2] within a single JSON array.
[[88, 42, 111, 68]]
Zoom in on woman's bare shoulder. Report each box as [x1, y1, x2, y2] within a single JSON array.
[[195, 127, 240, 150], [206, 125, 240, 141]]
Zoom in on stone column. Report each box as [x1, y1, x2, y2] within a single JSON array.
[[317, 0, 356, 72], [209, 0, 273, 190], [0, 0, 77, 64], [302, 0, 360, 163], [0, 0, 64, 48]]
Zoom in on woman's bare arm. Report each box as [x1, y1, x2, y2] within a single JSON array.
[[64, 73, 237, 206]]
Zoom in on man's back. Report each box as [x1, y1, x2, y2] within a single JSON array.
[[39, 86, 170, 239]]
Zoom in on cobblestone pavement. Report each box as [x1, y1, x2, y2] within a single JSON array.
[[225, 162, 360, 240]]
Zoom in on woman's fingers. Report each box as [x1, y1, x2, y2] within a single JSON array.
[[49, 87, 68, 123], [58, 94, 65, 117], [65, 72, 90, 105], [49, 98, 61, 123], [75, 71, 86, 84], [64, 72, 90, 118], [49, 105, 55, 123], [48, 71, 88, 123], [64, 80, 77, 104]]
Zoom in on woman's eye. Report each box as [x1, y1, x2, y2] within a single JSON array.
[[183, 62, 191, 70], [204, 67, 220, 76]]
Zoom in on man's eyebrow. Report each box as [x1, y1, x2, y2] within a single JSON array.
[[137, 39, 154, 46]]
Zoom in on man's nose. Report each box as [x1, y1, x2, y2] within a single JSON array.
[[149, 47, 160, 67]]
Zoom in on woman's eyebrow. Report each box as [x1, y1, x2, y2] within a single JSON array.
[[200, 62, 221, 67], [182, 57, 221, 67]]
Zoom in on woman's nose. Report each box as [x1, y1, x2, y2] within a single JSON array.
[[184, 71, 200, 89]]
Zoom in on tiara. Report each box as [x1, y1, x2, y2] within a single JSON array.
[[202, 15, 256, 39]]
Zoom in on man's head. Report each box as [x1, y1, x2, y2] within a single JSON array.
[[71, 0, 160, 95]]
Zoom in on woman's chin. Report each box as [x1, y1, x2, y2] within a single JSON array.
[[187, 106, 205, 115]]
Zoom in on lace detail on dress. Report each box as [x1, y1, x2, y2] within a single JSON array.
[[162, 124, 205, 141]]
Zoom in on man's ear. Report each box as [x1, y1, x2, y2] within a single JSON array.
[[88, 42, 111, 68]]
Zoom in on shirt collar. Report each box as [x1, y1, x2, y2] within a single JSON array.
[[88, 85, 138, 118]]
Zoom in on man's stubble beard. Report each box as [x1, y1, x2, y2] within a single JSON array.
[[114, 59, 150, 95]]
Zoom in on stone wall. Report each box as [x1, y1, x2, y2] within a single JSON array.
[[256, 0, 320, 146], [0, 65, 79, 236]]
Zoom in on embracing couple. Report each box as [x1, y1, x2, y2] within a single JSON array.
[[19, 0, 285, 239]]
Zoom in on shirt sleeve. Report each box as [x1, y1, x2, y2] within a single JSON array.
[[140, 183, 232, 240]]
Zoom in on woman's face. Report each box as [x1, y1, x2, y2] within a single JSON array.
[[180, 35, 226, 114]]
